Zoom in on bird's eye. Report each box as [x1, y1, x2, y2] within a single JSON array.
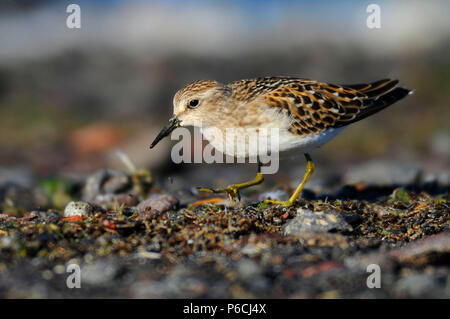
[[189, 99, 199, 108]]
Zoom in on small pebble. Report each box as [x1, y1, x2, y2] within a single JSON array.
[[64, 201, 93, 217], [137, 194, 179, 219]]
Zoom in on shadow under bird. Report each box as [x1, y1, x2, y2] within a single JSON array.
[[150, 77, 412, 206]]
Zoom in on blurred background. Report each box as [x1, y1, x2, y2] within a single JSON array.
[[0, 0, 448, 200]]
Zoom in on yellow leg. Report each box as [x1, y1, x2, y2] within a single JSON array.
[[198, 163, 264, 202], [264, 153, 315, 207]]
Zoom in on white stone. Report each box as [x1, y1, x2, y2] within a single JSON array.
[[64, 201, 92, 217]]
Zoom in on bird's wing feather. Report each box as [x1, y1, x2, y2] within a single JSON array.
[[229, 77, 410, 136]]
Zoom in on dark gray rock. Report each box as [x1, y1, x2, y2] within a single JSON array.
[[283, 208, 353, 235]]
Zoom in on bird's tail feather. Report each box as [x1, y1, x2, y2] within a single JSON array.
[[340, 79, 411, 125]]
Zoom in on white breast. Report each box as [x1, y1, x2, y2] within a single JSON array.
[[199, 105, 345, 158], [278, 127, 345, 153], [201, 125, 345, 159]]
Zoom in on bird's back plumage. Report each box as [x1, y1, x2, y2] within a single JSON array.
[[227, 77, 411, 137]]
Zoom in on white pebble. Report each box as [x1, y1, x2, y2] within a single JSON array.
[[64, 201, 92, 217]]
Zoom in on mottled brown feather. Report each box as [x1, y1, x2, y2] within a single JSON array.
[[228, 77, 410, 136]]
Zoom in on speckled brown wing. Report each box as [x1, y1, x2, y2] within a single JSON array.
[[232, 77, 411, 136]]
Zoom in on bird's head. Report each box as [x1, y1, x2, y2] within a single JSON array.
[[150, 80, 232, 148]]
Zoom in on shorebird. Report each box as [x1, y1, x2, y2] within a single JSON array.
[[150, 77, 411, 206]]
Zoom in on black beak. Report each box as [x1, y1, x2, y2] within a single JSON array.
[[150, 117, 181, 149]]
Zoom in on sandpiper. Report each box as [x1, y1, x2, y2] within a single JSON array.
[[150, 77, 411, 206]]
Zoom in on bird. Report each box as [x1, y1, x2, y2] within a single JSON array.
[[150, 77, 412, 207]]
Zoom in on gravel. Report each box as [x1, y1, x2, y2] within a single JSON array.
[[0, 179, 448, 298]]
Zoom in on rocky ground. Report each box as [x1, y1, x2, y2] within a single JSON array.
[[0, 162, 449, 299]]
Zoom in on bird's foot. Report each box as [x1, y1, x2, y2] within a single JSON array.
[[263, 199, 295, 207], [197, 185, 241, 202]]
